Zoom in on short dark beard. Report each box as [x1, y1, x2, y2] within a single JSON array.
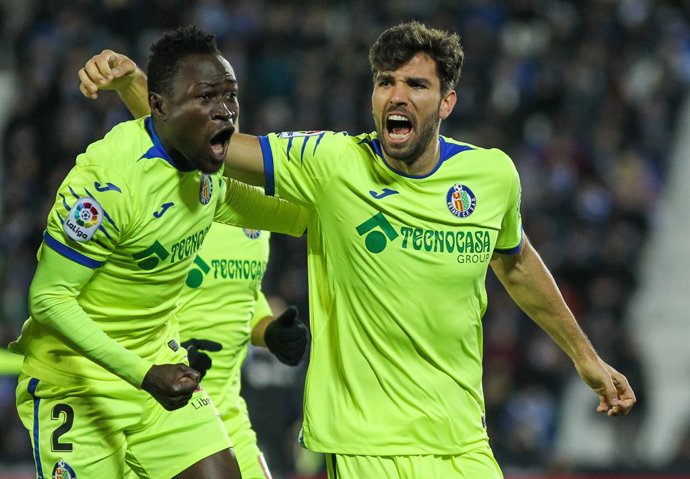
[[376, 111, 440, 165]]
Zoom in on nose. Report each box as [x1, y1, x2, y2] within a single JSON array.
[[388, 80, 408, 105], [212, 101, 236, 123]]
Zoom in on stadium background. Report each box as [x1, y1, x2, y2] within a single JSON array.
[[0, 0, 689, 478]]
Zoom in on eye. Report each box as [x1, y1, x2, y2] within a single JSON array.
[[224, 91, 238, 102], [198, 93, 212, 102]]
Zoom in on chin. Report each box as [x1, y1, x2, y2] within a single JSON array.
[[382, 143, 414, 162], [200, 160, 224, 174]]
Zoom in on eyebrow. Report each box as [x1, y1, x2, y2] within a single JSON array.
[[376, 72, 432, 86], [197, 78, 238, 87]]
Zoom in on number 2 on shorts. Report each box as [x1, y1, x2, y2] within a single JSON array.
[[51, 404, 74, 452]]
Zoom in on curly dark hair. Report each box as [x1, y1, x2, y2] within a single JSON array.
[[147, 25, 220, 97], [368, 21, 464, 95]]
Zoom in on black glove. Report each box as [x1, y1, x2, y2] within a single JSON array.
[[180, 338, 223, 379], [264, 306, 307, 366]]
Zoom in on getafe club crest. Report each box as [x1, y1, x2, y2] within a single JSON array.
[[446, 183, 476, 218], [243, 228, 261, 239], [63, 197, 104, 242], [200, 174, 213, 205], [52, 459, 77, 479]]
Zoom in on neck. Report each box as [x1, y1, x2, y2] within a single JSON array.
[[384, 138, 440, 177], [152, 120, 194, 171]]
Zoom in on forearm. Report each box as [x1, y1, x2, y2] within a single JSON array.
[[117, 67, 150, 118], [250, 316, 273, 347], [225, 133, 266, 186], [29, 248, 152, 386], [215, 178, 308, 236], [491, 239, 599, 366]]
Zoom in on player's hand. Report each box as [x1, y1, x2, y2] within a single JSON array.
[[141, 363, 200, 411], [264, 306, 308, 366], [181, 338, 223, 380], [78, 49, 138, 100], [577, 357, 636, 417]]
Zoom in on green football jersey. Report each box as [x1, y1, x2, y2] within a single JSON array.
[[177, 222, 272, 423], [260, 131, 522, 455], [18, 117, 231, 385]]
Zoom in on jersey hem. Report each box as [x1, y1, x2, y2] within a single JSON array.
[[301, 435, 490, 456], [495, 234, 523, 255], [22, 355, 149, 389]]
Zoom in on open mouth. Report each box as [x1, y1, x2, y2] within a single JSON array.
[[210, 127, 234, 158], [386, 113, 413, 143]]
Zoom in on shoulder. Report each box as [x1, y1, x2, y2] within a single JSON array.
[[442, 136, 517, 171], [77, 118, 152, 174], [266, 130, 354, 153]]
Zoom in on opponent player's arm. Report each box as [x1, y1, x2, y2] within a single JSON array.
[[79, 50, 266, 185], [490, 236, 636, 416], [29, 246, 152, 386], [215, 178, 308, 236]]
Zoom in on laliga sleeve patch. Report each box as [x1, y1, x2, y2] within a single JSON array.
[[63, 197, 104, 242]]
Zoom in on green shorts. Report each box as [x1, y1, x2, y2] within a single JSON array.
[[16, 373, 232, 478], [325, 446, 503, 479]]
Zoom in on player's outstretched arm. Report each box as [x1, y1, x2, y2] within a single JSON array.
[[216, 178, 308, 236], [490, 235, 636, 417]]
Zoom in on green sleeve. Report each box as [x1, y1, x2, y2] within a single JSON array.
[[214, 178, 308, 237], [28, 246, 152, 387], [0, 348, 22, 375], [250, 290, 273, 330]]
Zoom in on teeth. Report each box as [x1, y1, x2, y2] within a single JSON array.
[[389, 132, 409, 139], [388, 114, 408, 121]]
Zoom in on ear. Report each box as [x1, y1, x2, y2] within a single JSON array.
[[439, 90, 457, 120], [149, 92, 166, 119]]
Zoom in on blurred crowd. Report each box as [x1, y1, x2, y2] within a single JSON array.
[[1, 0, 689, 477]]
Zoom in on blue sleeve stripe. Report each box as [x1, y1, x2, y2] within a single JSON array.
[[59, 193, 72, 211], [495, 236, 523, 255], [83, 187, 120, 232], [313, 132, 325, 155], [27, 378, 44, 479], [68, 185, 80, 200], [44, 232, 103, 268], [300, 136, 310, 165], [99, 208, 119, 232], [98, 224, 112, 240], [259, 135, 276, 197], [286, 136, 294, 160]]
